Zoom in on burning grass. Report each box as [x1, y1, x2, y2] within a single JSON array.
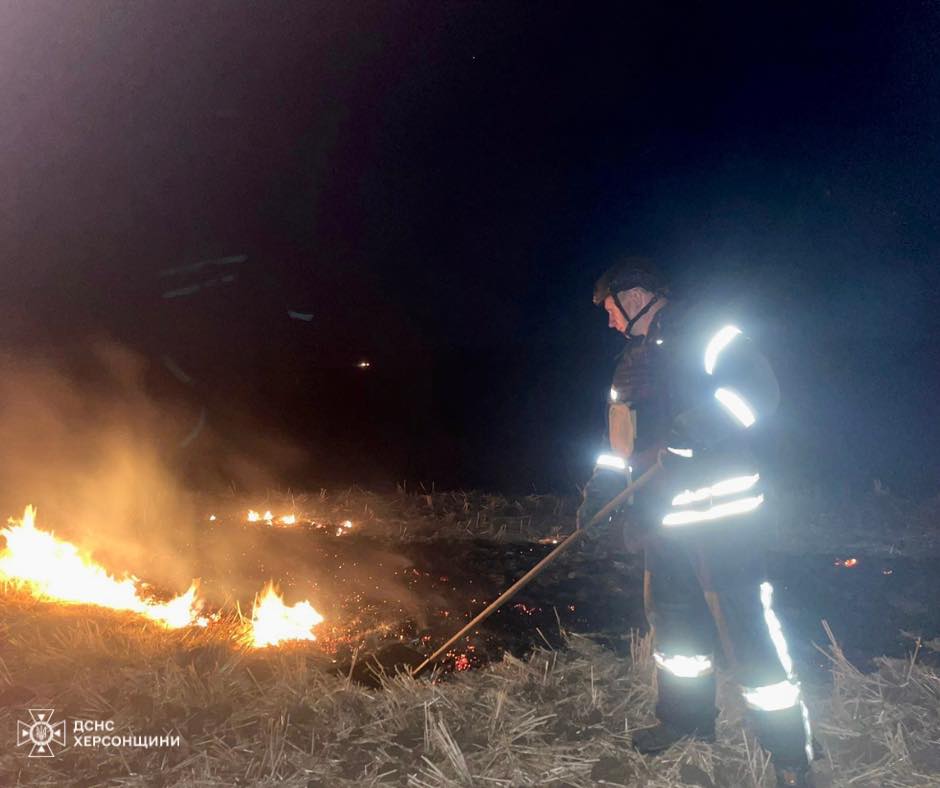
[[204, 480, 940, 560], [0, 507, 332, 650], [1, 589, 939, 786], [203, 486, 576, 545]]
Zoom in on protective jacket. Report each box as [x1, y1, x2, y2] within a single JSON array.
[[585, 301, 813, 774], [597, 301, 779, 498]]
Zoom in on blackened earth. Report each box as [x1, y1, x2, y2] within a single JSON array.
[[154, 522, 940, 683]]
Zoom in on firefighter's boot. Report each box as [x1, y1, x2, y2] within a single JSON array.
[[750, 705, 815, 788], [773, 764, 815, 788], [632, 668, 717, 755]]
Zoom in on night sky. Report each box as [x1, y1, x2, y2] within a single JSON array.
[[2, 2, 939, 493]]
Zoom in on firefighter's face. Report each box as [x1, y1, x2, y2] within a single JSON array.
[[603, 295, 629, 333]]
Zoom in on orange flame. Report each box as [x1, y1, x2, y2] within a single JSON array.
[[0, 506, 202, 628], [247, 510, 276, 524], [250, 582, 324, 647]]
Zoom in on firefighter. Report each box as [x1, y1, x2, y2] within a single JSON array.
[[577, 258, 815, 788]]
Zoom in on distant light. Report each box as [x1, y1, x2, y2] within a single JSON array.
[[208, 514, 217, 521], [715, 387, 756, 427], [704, 325, 741, 374], [357, 360, 371, 369], [667, 447, 694, 458], [609, 387, 619, 401], [655, 338, 664, 345]]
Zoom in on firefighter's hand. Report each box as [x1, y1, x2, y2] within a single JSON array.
[[577, 468, 628, 540]]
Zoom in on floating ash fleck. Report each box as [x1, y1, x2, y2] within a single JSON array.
[[0, 506, 204, 629]]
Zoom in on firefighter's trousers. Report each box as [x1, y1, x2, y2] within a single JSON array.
[[642, 517, 813, 768]]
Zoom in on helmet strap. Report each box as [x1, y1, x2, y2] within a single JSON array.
[[614, 292, 660, 336]]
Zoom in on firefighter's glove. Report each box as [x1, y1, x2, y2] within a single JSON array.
[[577, 469, 628, 540]]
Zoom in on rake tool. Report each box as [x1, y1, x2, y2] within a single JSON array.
[[411, 458, 662, 677]]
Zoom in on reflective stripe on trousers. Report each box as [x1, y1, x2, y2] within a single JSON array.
[[741, 582, 814, 763]]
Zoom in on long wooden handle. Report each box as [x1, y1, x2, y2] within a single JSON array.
[[411, 460, 662, 677]]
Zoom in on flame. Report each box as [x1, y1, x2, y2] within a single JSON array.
[[0, 506, 202, 628], [247, 510, 260, 522], [250, 582, 324, 647], [279, 514, 296, 525]]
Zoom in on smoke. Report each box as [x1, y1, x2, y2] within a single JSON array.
[[0, 341, 305, 592], [0, 341, 440, 632]]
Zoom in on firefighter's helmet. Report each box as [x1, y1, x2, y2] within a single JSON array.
[[592, 257, 668, 306]]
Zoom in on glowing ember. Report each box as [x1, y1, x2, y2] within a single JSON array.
[[0, 506, 202, 628], [250, 582, 324, 647]]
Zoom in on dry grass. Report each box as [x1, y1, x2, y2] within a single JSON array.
[[201, 486, 576, 544], [2, 588, 940, 787], [205, 482, 940, 559]]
